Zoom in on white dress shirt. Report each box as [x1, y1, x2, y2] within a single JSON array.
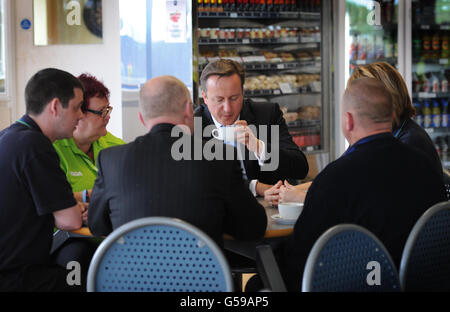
[[210, 114, 267, 196]]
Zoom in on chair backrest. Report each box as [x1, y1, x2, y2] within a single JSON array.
[[87, 217, 233, 292], [399, 201, 450, 291], [302, 224, 401, 292]]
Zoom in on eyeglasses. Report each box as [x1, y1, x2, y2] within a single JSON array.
[[85, 106, 113, 118]]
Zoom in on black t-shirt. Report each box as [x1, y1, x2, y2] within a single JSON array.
[[0, 115, 77, 272]]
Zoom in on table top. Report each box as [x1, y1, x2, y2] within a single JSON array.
[[258, 198, 294, 238], [70, 198, 294, 239]]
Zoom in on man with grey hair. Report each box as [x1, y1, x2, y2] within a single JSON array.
[[273, 77, 446, 291], [88, 75, 267, 248]]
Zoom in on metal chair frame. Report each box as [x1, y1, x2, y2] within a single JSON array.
[[399, 201, 450, 291], [87, 217, 234, 292], [302, 224, 401, 292]]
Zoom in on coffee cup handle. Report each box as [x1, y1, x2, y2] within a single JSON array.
[[212, 128, 220, 139]]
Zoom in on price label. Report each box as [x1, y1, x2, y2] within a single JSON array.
[[230, 13, 238, 18], [277, 64, 285, 69], [421, 25, 431, 30], [279, 82, 295, 94], [439, 58, 449, 65], [419, 92, 436, 98], [242, 39, 250, 44]]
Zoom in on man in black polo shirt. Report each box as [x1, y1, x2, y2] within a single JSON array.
[[0, 68, 86, 291], [278, 78, 446, 291]]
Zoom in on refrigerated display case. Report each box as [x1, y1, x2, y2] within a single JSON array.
[[408, 0, 450, 169], [120, 0, 334, 169], [345, 0, 400, 82], [195, 0, 331, 155]]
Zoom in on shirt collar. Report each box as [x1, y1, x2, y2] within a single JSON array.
[[210, 114, 240, 128]]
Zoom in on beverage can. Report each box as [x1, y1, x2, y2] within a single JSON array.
[[432, 99, 441, 128], [442, 100, 449, 128], [423, 100, 432, 128]]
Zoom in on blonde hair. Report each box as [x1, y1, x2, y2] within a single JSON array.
[[348, 62, 415, 126]]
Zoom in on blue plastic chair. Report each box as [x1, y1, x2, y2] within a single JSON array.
[[87, 217, 233, 292], [302, 224, 401, 292], [399, 201, 450, 291]]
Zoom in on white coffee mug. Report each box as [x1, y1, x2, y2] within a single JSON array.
[[212, 126, 236, 142], [278, 202, 304, 220]]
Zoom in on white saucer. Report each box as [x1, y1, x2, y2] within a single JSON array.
[[271, 214, 297, 225]]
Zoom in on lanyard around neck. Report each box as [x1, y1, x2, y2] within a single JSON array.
[[17, 119, 32, 129], [393, 119, 407, 138]]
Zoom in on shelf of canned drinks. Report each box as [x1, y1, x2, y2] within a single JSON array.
[[198, 11, 320, 21]]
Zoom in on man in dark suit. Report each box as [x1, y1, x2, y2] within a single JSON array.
[[278, 78, 446, 291], [195, 59, 309, 197], [88, 75, 267, 247]]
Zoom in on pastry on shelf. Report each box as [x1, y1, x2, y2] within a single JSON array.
[[283, 112, 299, 123], [280, 52, 295, 62], [297, 106, 321, 120]]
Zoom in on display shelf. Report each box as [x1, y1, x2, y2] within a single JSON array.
[[199, 60, 320, 72], [244, 90, 320, 97], [350, 58, 397, 66], [198, 11, 320, 20], [196, 4, 324, 153], [198, 37, 320, 46], [413, 92, 450, 99]]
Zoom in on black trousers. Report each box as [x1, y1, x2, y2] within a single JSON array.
[[0, 238, 98, 292]]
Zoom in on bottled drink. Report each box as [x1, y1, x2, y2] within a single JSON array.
[[384, 0, 393, 24], [435, 137, 442, 158], [349, 34, 359, 61], [431, 32, 441, 59], [442, 136, 449, 162], [413, 35, 422, 58], [423, 73, 432, 92], [441, 71, 449, 92], [442, 33, 449, 59], [423, 33, 432, 59], [422, 2, 435, 24], [375, 34, 384, 59], [432, 99, 441, 128], [432, 72, 440, 93], [413, 2, 422, 24], [414, 100, 424, 127], [423, 100, 432, 128], [384, 33, 394, 58], [358, 35, 368, 60], [441, 100, 449, 127]]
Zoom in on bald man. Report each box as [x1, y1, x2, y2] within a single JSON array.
[[275, 78, 446, 291], [88, 76, 267, 247]]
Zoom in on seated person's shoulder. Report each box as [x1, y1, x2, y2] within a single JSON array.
[[98, 131, 126, 147]]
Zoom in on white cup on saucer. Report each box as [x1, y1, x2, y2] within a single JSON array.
[[278, 202, 304, 220], [212, 126, 236, 142]]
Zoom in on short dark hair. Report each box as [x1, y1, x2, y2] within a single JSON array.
[[200, 59, 245, 93], [25, 68, 84, 115], [77, 73, 110, 112]]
